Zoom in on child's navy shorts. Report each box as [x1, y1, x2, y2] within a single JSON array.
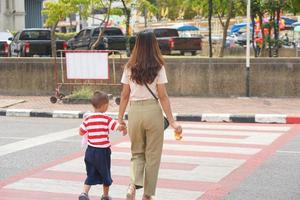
[[84, 145, 113, 186]]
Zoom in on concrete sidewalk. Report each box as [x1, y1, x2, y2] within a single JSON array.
[[1, 95, 300, 123]]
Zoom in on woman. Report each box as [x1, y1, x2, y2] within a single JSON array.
[[118, 30, 182, 200]]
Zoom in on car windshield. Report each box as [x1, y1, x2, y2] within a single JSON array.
[[92, 28, 123, 36], [154, 29, 178, 37], [0, 32, 13, 40], [19, 30, 51, 40]]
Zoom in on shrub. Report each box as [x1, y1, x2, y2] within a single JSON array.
[[70, 87, 93, 99]]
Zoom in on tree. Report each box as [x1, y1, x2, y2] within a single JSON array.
[[90, 0, 113, 50], [285, 0, 300, 15], [208, 0, 213, 57], [214, 0, 246, 57], [42, 0, 94, 57], [251, 0, 266, 57], [156, 0, 182, 20], [263, 0, 285, 57], [119, 0, 157, 34]]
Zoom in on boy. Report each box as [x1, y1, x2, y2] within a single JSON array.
[[79, 91, 127, 200]]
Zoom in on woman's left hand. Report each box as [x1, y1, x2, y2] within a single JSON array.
[[170, 121, 182, 133]]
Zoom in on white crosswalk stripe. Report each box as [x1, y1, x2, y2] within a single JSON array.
[[4, 178, 204, 200], [181, 124, 290, 131], [116, 142, 262, 155]]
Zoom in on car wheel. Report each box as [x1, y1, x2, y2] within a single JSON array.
[[191, 51, 197, 56]]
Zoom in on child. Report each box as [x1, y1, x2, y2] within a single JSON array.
[[79, 91, 127, 200]]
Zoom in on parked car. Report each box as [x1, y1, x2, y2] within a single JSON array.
[[10, 29, 67, 57], [67, 27, 134, 52], [0, 31, 13, 57], [127, 28, 202, 55]]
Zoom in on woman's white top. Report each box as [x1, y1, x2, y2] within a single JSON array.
[[121, 66, 168, 101]]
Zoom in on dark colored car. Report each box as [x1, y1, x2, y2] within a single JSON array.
[[0, 31, 13, 57], [67, 27, 134, 52], [152, 28, 202, 55], [10, 29, 67, 57]]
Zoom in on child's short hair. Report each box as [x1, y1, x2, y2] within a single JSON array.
[[91, 91, 109, 108]]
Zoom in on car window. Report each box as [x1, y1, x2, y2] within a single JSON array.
[[84, 30, 91, 37], [103, 29, 123, 36], [76, 30, 85, 39], [92, 28, 100, 37], [19, 30, 51, 40], [154, 29, 178, 37]]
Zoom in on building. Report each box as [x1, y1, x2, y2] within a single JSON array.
[[0, 0, 44, 32]]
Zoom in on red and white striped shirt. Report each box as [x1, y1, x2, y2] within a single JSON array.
[[80, 113, 118, 148]]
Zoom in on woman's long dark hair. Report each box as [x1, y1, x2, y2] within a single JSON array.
[[126, 30, 165, 85]]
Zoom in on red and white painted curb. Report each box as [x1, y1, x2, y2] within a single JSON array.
[[1, 109, 300, 124]]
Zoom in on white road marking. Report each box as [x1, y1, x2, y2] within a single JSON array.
[[0, 128, 78, 157], [180, 123, 290, 132], [163, 134, 281, 145], [52, 110, 81, 118], [4, 178, 204, 200], [165, 129, 284, 136], [116, 142, 261, 155], [0, 136, 27, 140], [277, 150, 300, 154]]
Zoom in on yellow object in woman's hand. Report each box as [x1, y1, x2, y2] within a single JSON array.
[[174, 130, 182, 140]]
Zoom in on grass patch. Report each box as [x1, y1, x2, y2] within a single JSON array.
[[69, 87, 93, 99]]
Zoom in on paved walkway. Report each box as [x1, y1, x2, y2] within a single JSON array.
[[1, 95, 300, 115]]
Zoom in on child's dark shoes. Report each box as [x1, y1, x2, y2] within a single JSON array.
[[79, 192, 90, 200], [100, 195, 112, 200]]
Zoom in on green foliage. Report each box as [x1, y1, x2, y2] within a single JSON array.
[[55, 32, 77, 40], [70, 87, 94, 99], [119, 0, 158, 18], [285, 0, 300, 15], [110, 8, 124, 16], [42, 0, 105, 28]]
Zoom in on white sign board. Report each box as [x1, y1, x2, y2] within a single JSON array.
[[66, 51, 109, 79]]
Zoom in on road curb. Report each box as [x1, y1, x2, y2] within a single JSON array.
[[1, 109, 300, 124]]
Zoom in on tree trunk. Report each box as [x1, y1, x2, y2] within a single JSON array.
[[208, 0, 213, 57], [51, 21, 58, 58], [121, 0, 131, 56], [268, 15, 273, 57], [218, 1, 233, 57], [91, 0, 112, 50], [274, 5, 281, 57], [144, 8, 148, 28], [258, 14, 265, 52], [251, 15, 258, 57]]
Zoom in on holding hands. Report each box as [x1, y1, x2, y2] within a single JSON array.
[[117, 119, 127, 136]]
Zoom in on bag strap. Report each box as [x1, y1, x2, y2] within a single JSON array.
[[144, 83, 159, 101]]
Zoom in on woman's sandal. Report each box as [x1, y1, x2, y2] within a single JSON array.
[[142, 194, 153, 200], [126, 184, 136, 200]]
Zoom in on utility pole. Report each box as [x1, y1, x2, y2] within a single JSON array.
[[246, 0, 251, 97]]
